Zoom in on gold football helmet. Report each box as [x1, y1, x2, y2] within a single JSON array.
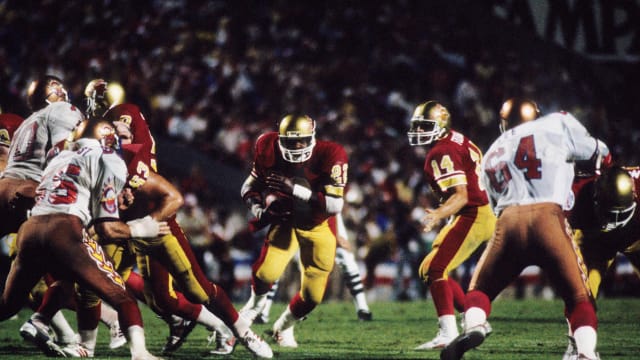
[[278, 114, 316, 163], [499, 98, 540, 133], [594, 166, 637, 232], [407, 101, 451, 146], [84, 79, 125, 119]]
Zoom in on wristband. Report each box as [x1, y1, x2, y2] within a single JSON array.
[[292, 184, 312, 201]]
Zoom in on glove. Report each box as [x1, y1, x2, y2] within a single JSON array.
[[127, 215, 166, 238], [265, 173, 294, 195]]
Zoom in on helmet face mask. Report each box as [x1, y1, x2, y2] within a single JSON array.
[[84, 79, 125, 119], [407, 101, 450, 146], [278, 114, 316, 163], [594, 167, 637, 232]]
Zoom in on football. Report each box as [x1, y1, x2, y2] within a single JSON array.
[[264, 191, 293, 218]]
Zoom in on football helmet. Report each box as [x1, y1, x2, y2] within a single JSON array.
[[27, 75, 68, 111], [407, 101, 451, 146], [84, 79, 125, 119], [0, 114, 25, 147], [499, 97, 540, 133], [278, 114, 316, 163], [593, 166, 637, 232], [77, 118, 120, 150]]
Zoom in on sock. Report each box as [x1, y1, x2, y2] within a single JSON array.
[[447, 278, 465, 313], [260, 280, 279, 319], [50, 311, 77, 344], [79, 328, 98, 353], [100, 302, 119, 327], [464, 307, 487, 332], [438, 314, 459, 337], [430, 279, 454, 316], [274, 305, 299, 331], [336, 247, 369, 312], [573, 326, 597, 358], [127, 325, 148, 357]]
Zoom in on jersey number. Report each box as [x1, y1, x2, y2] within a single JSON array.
[[485, 135, 541, 192]]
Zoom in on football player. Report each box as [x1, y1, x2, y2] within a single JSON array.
[[441, 99, 606, 360], [85, 79, 266, 357], [239, 114, 348, 348], [562, 165, 639, 359], [0, 118, 169, 360], [0, 75, 84, 238], [0, 111, 24, 288], [407, 101, 496, 350]]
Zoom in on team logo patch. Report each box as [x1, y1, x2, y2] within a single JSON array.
[[101, 184, 118, 214]]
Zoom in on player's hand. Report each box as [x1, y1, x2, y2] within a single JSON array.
[[118, 187, 135, 210], [265, 173, 295, 195], [421, 208, 442, 233]]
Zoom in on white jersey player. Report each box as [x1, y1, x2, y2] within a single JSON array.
[[3, 101, 84, 182], [481, 111, 608, 213], [442, 99, 606, 360]]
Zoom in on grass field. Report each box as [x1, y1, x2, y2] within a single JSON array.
[[0, 297, 638, 359]]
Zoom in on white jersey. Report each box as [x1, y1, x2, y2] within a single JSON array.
[[2, 102, 84, 182], [481, 112, 605, 214], [31, 138, 127, 227]]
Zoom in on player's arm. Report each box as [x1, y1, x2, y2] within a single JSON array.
[[94, 217, 170, 241], [422, 184, 468, 232], [136, 171, 183, 221]]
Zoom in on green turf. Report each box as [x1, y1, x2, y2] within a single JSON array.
[[0, 298, 638, 359]]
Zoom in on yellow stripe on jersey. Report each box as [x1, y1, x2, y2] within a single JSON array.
[[324, 185, 344, 197], [437, 173, 467, 190]]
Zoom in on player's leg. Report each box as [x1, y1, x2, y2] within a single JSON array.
[[272, 222, 336, 348]]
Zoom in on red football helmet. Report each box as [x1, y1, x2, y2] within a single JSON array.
[[27, 75, 68, 111]]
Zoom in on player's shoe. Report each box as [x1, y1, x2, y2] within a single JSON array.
[[19, 319, 66, 357], [61, 342, 94, 357], [207, 330, 237, 355], [562, 335, 578, 360], [109, 320, 127, 349], [565, 353, 601, 360], [272, 326, 298, 348], [440, 322, 491, 360], [357, 309, 372, 321], [131, 350, 164, 360], [237, 329, 273, 358], [414, 329, 457, 350], [254, 312, 270, 324], [161, 318, 197, 354], [239, 293, 268, 324]]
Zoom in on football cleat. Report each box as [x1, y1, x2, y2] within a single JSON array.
[[272, 326, 298, 348], [254, 312, 270, 324], [161, 318, 197, 354], [61, 342, 94, 358], [109, 320, 127, 349], [414, 330, 457, 350], [207, 330, 237, 355], [238, 329, 273, 358], [19, 319, 66, 357], [131, 350, 164, 360], [357, 309, 372, 321], [440, 322, 491, 360]]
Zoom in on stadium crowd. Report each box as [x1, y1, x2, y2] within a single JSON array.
[[1, 0, 639, 303]]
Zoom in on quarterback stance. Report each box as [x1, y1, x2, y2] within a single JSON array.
[[407, 101, 496, 350], [240, 114, 348, 348], [441, 99, 607, 360], [0, 118, 169, 360]]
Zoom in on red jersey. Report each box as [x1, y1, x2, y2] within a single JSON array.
[[251, 132, 348, 227], [105, 103, 157, 172], [0, 113, 25, 147], [424, 130, 489, 208]]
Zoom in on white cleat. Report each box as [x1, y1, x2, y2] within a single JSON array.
[[414, 330, 457, 350], [238, 329, 273, 358], [273, 326, 298, 348], [109, 321, 127, 349], [239, 291, 268, 324], [207, 330, 237, 355], [131, 350, 164, 360], [19, 319, 66, 357], [61, 342, 94, 358]]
